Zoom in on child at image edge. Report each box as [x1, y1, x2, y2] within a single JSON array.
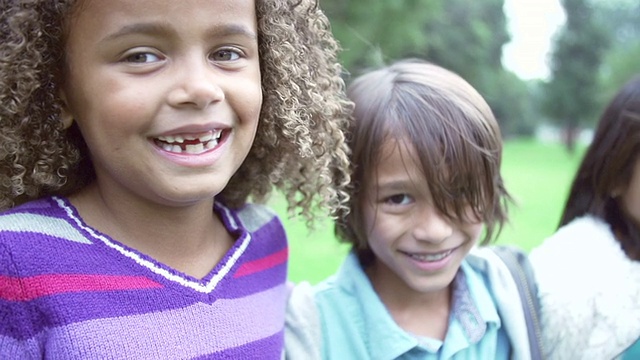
[[0, 0, 351, 358], [529, 75, 640, 359], [286, 60, 543, 359]]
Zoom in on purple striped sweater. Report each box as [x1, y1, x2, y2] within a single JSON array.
[[0, 196, 288, 359]]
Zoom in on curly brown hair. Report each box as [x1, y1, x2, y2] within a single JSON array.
[[0, 0, 351, 227]]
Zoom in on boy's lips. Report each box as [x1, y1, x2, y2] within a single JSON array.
[[400, 246, 458, 262]]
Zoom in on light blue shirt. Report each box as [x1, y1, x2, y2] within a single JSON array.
[[314, 252, 510, 359]]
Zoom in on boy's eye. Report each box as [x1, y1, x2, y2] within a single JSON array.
[[124, 52, 161, 63], [210, 49, 241, 62], [385, 194, 413, 206]]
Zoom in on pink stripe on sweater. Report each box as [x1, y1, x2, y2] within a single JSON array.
[[0, 274, 163, 301], [233, 248, 288, 278]]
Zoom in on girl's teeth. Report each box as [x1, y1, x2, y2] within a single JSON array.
[[205, 139, 218, 149], [185, 143, 204, 153], [158, 131, 219, 143], [156, 130, 223, 154]]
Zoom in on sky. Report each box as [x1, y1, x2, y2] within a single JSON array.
[[502, 0, 566, 80]]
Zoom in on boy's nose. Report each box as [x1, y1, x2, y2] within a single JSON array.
[[412, 207, 454, 244]]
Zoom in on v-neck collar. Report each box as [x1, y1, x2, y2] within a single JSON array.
[[53, 196, 251, 294]]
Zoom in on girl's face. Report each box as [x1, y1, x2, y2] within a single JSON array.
[[620, 157, 640, 229], [61, 0, 261, 207], [362, 138, 483, 299]]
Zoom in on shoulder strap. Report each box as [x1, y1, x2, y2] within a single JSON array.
[[490, 245, 545, 360]]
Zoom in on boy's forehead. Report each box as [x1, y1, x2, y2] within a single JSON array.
[[372, 135, 456, 185], [376, 136, 419, 165], [373, 138, 425, 180]]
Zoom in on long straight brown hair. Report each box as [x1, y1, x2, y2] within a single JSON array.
[[559, 75, 640, 259]]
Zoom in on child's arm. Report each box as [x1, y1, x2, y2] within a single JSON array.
[[0, 245, 41, 359], [285, 281, 322, 360]]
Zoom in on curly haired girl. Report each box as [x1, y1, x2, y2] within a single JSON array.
[[0, 0, 350, 358]]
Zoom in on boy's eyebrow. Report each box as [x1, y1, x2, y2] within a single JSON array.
[[376, 179, 413, 191], [101, 23, 257, 43]]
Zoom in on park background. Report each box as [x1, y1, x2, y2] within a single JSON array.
[[272, 0, 640, 283]]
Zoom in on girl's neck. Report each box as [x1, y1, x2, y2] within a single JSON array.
[[68, 183, 233, 279], [366, 263, 452, 340]]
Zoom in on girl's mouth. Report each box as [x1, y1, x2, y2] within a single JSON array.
[[153, 129, 223, 155]]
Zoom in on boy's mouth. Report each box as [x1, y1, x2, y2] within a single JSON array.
[[403, 248, 455, 262], [154, 130, 223, 154]]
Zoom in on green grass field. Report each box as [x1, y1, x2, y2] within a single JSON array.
[[270, 138, 586, 283]]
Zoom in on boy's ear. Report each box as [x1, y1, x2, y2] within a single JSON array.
[[59, 90, 74, 129]]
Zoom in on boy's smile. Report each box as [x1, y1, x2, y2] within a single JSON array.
[[363, 138, 483, 299], [60, 0, 261, 208]]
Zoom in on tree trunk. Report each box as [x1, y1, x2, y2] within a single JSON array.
[[563, 124, 579, 154]]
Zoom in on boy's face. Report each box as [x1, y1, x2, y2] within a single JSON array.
[[60, 0, 261, 207], [362, 138, 482, 299]]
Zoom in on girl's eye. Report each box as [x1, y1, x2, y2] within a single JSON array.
[[210, 49, 241, 62], [123, 52, 161, 64], [385, 194, 413, 206]]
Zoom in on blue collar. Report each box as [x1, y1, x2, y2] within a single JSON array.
[[331, 252, 501, 359]]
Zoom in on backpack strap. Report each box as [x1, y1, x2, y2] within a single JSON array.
[[491, 245, 545, 360]]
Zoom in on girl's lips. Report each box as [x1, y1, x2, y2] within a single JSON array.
[[153, 129, 225, 155], [151, 128, 230, 168]]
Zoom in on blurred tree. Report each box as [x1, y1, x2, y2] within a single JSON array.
[[424, 0, 508, 81], [321, 0, 537, 137], [599, 42, 640, 101], [421, 0, 538, 137], [592, 0, 640, 107], [320, 0, 441, 73], [542, 0, 610, 152], [488, 71, 538, 137]]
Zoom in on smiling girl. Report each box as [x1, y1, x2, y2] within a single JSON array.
[[0, 0, 350, 358]]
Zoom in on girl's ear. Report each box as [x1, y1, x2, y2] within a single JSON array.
[[59, 90, 74, 129]]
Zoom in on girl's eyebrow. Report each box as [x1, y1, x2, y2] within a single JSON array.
[[100, 22, 257, 43]]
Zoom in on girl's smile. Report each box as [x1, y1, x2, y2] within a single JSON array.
[[154, 129, 224, 155], [60, 0, 262, 207]]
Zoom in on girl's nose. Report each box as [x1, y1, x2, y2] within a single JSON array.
[[412, 206, 454, 244], [167, 57, 225, 109]]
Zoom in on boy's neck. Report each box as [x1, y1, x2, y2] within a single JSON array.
[[366, 264, 452, 340]]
